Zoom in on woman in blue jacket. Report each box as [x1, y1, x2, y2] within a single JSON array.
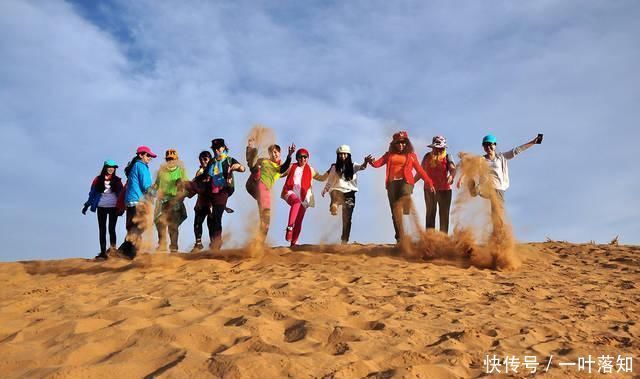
[[119, 145, 156, 259], [83, 160, 123, 260]]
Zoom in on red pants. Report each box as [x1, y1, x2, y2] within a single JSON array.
[[286, 193, 307, 244]]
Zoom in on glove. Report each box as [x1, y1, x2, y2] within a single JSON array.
[[82, 205, 89, 215]]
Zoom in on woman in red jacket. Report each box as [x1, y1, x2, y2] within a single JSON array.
[[370, 131, 435, 242], [281, 148, 326, 247]]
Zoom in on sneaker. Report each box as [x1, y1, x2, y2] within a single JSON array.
[[330, 204, 338, 216], [170, 246, 179, 253], [285, 226, 293, 242], [191, 242, 204, 252]]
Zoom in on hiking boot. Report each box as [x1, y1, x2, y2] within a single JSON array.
[[94, 252, 108, 261], [285, 226, 293, 242], [170, 246, 179, 253], [330, 204, 338, 216]]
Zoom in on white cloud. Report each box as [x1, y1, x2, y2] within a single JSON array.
[[1, 0, 639, 260]]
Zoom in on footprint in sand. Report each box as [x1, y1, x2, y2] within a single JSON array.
[[284, 320, 307, 342], [224, 316, 247, 327]]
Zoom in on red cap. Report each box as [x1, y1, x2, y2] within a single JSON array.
[[136, 145, 157, 158], [296, 148, 310, 159], [392, 131, 409, 142]]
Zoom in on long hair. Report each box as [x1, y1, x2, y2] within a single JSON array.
[[95, 165, 118, 193], [387, 139, 414, 154], [335, 153, 354, 181], [124, 155, 140, 177]]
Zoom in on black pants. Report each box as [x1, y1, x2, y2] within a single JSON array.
[[119, 205, 142, 258], [386, 180, 414, 241], [194, 207, 211, 242], [330, 191, 356, 242], [208, 204, 226, 249], [425, 189, 452, 233], [97, 207, 118, 254]]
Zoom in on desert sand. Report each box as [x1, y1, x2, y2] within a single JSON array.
[[0, 241, 638, 378]]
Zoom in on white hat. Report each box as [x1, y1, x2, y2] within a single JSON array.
[[336, 145, 351, 154]]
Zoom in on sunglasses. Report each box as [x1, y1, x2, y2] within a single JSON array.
[[395, 140, 407, 145], [483, 143, 496, 147], [298, 155, 308, 159]]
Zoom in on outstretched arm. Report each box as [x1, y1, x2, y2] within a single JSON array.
[[369, 153, 388, 168], [503, 136, 540, 160]]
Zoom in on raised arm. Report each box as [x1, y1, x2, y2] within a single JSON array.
[[246, 146, 259, 171], [503, 136, 539, 160], [279, 144, 295, 174]]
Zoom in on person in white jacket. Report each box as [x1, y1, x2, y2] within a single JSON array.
[[321, 145, 373, 244], [457, 134, 542, 202]]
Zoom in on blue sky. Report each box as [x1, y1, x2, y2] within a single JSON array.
[[1, 0, 639, 261]]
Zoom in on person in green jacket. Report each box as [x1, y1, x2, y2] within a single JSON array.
[[153, 148, 189, 252]]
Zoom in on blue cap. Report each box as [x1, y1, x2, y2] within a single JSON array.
[[482, 134, 497, 144], [103, 159, 118, 168]]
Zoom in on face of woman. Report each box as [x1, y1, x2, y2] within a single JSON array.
[[338, 153, 348, 161], [270, 148, 281, 162], [140, 153, 153, 164], [297, 155, 308, 167], [483, 143, 496, 155], [214, 147, 226, 157], [106, 167, 115, 175], [199, 156, 210, 167], [396, 141, 407, 152], [432, 147, 444, 154]]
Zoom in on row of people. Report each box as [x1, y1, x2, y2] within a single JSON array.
[[83, 131, 541, 259]]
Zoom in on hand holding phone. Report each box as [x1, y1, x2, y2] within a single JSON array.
[[535, 133, 543, 144]]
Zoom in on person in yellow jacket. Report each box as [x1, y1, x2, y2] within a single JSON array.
[[152, 149, 189, 252]]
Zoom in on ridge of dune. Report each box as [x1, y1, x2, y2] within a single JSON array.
[[0, 241, 638, 378]]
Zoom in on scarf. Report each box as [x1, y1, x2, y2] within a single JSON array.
[[282, 163, 312, 201], [428, 149, 447, 168], [210, 150, 229, 189]]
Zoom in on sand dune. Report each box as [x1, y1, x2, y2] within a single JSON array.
[[0, 242, 638, 378]]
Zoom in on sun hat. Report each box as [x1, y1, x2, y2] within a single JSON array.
[[336, 145, 351, 154], [136, 145, 157, 157], [482, 135, 497, 144], [103, 159, 118, 168], [428, 136, 447, 149]]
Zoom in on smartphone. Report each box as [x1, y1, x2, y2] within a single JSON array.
[[536, 133, 543, 144]]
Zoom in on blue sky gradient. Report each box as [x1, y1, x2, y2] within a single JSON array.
[[1, 0, 639, 261]]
